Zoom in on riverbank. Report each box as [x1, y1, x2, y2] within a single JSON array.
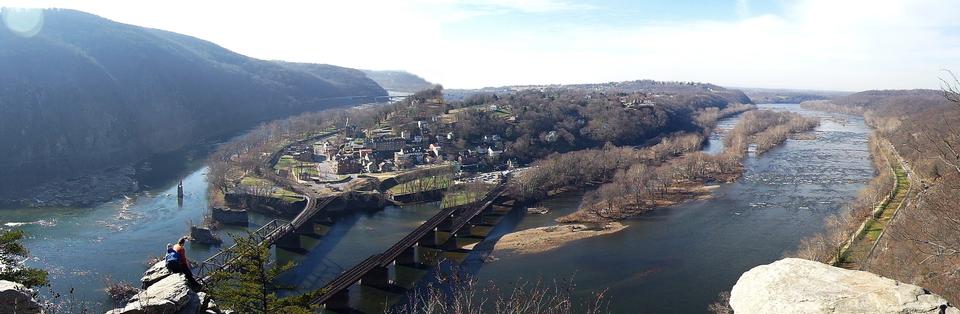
[[558, 109, 819, 223], [493, 222, 627, 254], [557, 183, 725, 223], [474, 104, 875, 313], [834, 141, 909, 269]]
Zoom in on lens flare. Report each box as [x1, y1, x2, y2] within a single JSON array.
[[2, 7, 44, 38]]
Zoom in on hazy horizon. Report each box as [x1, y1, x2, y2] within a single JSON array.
[[2, 0, 959, 91]]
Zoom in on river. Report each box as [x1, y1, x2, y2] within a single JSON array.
[[0, 104, 872, 312], [0, 144, 443, 310], [468, 104, 874, 313]]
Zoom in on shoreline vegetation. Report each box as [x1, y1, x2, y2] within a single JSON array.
[[537, 109, 818, 223], [792, 89, 960, 303], [494, 107, 820, 255], [207, 84, 755, 213]]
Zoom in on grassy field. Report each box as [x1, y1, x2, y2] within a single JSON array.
[[440, 104, 513, 124], [274, 155, 319, 177], [440, 183, 493, 208], [239, 176, 302, 203], [389, 175, 453, 195]]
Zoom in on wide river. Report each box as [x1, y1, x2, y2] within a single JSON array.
[[0, 104, 873, 312]]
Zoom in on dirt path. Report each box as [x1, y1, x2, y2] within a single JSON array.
[[836, 150, 910, 270]]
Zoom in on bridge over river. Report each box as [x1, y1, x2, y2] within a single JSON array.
[[194, 174, 511, 313], [308, 181, 509, 312]]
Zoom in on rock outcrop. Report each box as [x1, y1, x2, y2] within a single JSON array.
[[140, 261, 174, 289], [111, 261, 224, 314], [730, 258, 959, 314], [108, 274, 194, 314], [0, 280, 41, 314]]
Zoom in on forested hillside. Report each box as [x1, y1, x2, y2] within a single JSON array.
[[739, 87, 849, 104], [0, 9, 387, 202], [361, 70, 433, 93], [565, 80, 753, 105]]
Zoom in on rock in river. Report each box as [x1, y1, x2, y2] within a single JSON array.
[[0, 280, 41, 314], [210, 207, 248, 226], [730, 258, 959, 314], [190, 226, 222, 245]]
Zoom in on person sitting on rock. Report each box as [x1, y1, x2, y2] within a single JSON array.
[[172, 237, 202, 289], [164, 243, 179, 266]]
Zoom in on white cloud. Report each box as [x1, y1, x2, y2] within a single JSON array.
[[459, 0, 593, 12], [1, 0, 959, 91], [736, 0, 750, 17]]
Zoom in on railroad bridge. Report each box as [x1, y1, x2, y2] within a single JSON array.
[[309, 181, 510, 312], [195, 190, 337, 283], [194, 177, 511, 309]]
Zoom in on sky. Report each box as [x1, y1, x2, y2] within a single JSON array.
[[2, 0, 959, 91]]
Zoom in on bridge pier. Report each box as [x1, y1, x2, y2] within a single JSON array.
[[396, 247, 417, 266], [437, 215, 455, 232], [275, 233, 305, 254], [440, 234, 462, 250], [294, 222, 324, 239], [325, 288, 351, 312], [455, 224, 473, 237], [418, 229, 438, 247], [360, 266, 390, 290], [468, 213, 485, 225]]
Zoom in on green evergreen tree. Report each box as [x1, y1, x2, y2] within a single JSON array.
[[206, 233, 313, 313], [0, 229, 48, 288]]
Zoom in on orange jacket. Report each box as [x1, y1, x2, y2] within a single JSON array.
[[173, 244, 189, 267]]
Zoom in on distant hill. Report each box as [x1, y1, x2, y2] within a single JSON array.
[[361, 70, 433, 93], [446, 80, 753, 106], [738, 87, 851, 104], [0, 9, 387, 200]]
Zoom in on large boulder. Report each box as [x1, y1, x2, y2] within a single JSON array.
[[731, 258, 959, 314], [107, 274, 199, 314], [141, 261, 173, 289], [0, 280, 41, 314]]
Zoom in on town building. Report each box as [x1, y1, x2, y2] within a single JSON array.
[[364, 137, 405, 152], [334, 156, 362, 175]]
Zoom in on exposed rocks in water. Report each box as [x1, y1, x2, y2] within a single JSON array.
[[0, 166, 138, 208], [730, 258, 959, 314], [189, 226, 222, 245], [0, 280, 42, 314], [111, 261, 224, 314], [210, 207, 248, 226], [526, 206, 550, 215]]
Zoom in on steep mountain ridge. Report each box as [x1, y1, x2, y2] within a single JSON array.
[[360, 69, 434, 93], [0, 9, 386, 201]]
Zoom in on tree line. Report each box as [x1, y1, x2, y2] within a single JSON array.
[[509, 108, 820, 223]]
